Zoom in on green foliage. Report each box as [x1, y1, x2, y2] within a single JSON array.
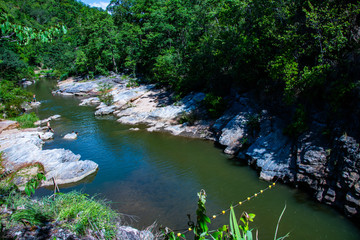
[[10, 206, 50, 226], [247, 114, 261, 134], [50, 192, 119, 238], [229, 207, 255, 240], [1, 0, 359, 128], [10, 112, 39, 128], [153, 48, 184, 88], [202, 93, 227, 119], [126, 78, 140, 88], [194, 190, 211, 239], [178, 111, 197, 125], [0, 14, 66, 45], [0, 46, 28, 80], [165, 190, 289, 240], [284, 105, 308, 138], [24, 172, 46, 197], [98, 83, 114, 106], [0, 80, 31, 118], [0, 187, 120, 239]]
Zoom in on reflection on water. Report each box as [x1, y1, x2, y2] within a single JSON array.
[[30, 79, 360, 240]]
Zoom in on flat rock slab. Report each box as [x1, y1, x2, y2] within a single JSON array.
[[34, 115, 61, 126], [0, 128, 98, 187], [0, 120, 19, 133]]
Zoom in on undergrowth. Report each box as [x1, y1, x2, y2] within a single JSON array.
[[10, 112, 39, 128], [50, 192, 120, 238], [164, 190, 289, 240], [0, 186, 121, 239]]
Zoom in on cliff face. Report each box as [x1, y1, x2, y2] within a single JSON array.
[[211, 94, 360, 221]]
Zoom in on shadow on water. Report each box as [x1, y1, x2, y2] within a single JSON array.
[[43, 170, 99, 190], [30, 79, 360, 240]]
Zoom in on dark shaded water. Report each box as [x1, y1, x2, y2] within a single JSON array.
[[29, 79, 359, 239]]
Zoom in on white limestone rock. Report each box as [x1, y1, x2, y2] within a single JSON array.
[[39, 132, 54, 140], [63, 132, 78, 139], [0, 128, 98, 187]]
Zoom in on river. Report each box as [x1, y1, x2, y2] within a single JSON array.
[[29, 78, 359, 239]]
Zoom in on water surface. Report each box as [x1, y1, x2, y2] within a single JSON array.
[[30, 79, 359, 239]]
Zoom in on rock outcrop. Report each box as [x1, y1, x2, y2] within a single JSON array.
[[0, 127, 98, 187], [0, 120, 19, 133], [34, 114, 61, 126], [56, 76, 213, 139]]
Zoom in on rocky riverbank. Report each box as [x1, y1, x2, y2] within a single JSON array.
[[54, 74, 360, 222], [0, 120, 98, 188], [0, 121, 156, 240]]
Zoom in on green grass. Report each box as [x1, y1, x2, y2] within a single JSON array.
[[0, 187, 121, 239], [49, 192, 120, 238], [10, 112, 39, 128]]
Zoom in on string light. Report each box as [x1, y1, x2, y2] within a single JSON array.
[[165, 179, 279, 238]]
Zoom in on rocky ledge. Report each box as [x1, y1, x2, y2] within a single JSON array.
[[0, 120, 98, 188], [55, 74, 360, 221]]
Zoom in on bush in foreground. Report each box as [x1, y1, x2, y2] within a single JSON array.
[[10, 112, 39, 128], [0, 185, 121, 239]]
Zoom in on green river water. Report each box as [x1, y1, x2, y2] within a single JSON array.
[[29, 79, 359, 239]]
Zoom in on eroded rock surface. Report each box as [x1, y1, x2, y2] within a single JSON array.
[[0, 128, 98, 187]]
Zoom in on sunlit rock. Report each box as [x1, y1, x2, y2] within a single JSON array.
[[0, 128, 98, 187], [63, 132, 78, 139], [39, 131, 54, 140]]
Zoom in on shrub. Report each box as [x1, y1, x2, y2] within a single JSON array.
[[164, 190, 289, 240], [98, 83, 114, 106], [283, 105, 308, 138], [178, 111, 197, 125], [10, 112, 39, 128], [51, 192, 120, 238], [0, 80, 32, 118], [202, 93, 227, 119], [0, 187, 121, 239], [126, 78, 140, 88]]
